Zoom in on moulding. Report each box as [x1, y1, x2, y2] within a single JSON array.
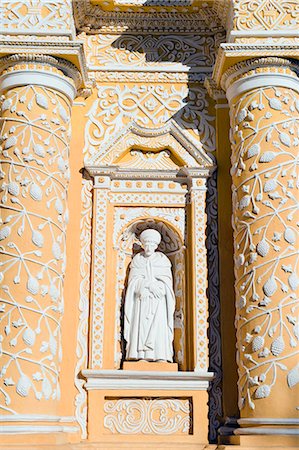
[[85, 120, 215, 170], [234, 428, 299, 436], [82, 369, 214, 391], [0, 41, 90, 93], [0, 69, 77, 101], [0, 415, 75, 422], [213, 43, 299, 88], [220, 57, 299, 101], [0, 425, 79, 434], [238, 418, 299, 426], [73, 0, 224, 34]]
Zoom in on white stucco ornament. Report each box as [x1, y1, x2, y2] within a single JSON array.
[[124, 229, 175, 362]]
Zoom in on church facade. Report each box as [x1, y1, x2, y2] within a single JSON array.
[[0, 1, 298, 449]]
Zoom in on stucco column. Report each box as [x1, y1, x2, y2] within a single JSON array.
[[0, 55, 80, 432], [221, 58, 299, 439]]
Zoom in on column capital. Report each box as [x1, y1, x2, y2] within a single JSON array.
[[0, 54, 84, 101], [220, 57, 299, 103]]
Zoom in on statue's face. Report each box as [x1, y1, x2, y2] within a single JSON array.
[[142, 240, 158, 257]]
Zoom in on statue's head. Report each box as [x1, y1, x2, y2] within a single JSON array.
[[139, 229, 161, 257]]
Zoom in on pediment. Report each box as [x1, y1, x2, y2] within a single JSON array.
[[85, 121, 214, 174]]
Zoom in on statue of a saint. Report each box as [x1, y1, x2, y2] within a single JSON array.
[[124, 229, 175, 362]]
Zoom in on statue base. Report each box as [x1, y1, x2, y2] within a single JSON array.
[[123, 360, 178, 372]]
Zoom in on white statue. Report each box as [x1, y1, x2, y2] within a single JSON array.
[[124, 229, 175, 362]]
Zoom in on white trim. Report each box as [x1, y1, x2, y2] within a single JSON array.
[[235, 427, 299, 436], [229, 30, 299, 39], [0, 415, 75, 423], [226, 73, 299, 103], [87, 64, 213, 74], [0, 425, 79, 434], [0, 70, 76, 101], [82, 369, 214, 391], [238, 418, 299, 426]]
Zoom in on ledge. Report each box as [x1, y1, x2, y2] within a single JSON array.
[[82, 369, 214, 390]]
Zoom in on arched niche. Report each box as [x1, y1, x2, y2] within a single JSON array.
[[114, 217, 187, 370]]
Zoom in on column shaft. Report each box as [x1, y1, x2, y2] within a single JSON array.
[[0, 57, 77, 421], [223, 58, 299, 433]]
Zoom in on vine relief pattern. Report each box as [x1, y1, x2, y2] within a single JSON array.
[[84, 84, 215, 160], [104, 398, 192, 435], [233, 0, 299, 32], [0, 85, 71, 412], [230, 85, 299, 410]]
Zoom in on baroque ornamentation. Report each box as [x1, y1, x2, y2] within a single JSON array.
[[0, 84, 71, 412], [84, 33, 223, 69], [104, 398, 191, 435], [229, 83, 299, 410], [0, 0, 75, 37], [233, 0, 299, 32], [73, 1, 224, 34], [84, 85, 216, 161], [90, 187, 109, 368], [74, 178, 93, 438], [191, 186, 209, 371]]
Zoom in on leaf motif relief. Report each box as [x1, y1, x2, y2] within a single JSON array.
[[239, 195, 251, 210], [0, 226, 11, 240], [35, 93, 49, 109], [254, 384, 271, 399], [284, 228, 296, 245], [247, 144, 260, 158], [287, 365, 299, 389], [30, 183, 43, 201], [271, 336, 285, 356], [288, 273, 299, 291], [256, 239, 269, 257], [269, 98, 282, 111], [263, 277, 277, 297], [252, 336, 264, 352], [7, 182, 20, 196], [16, 375, 32, 397], [279, 132, 291, 148], [32, 230, 44, 248], [263, 179, 277, 193], [259, 151, 276, 163], [27, 276, 40, 295], [4, 136, 17, 149]]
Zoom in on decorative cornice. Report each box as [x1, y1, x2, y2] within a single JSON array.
[[221, 56, 299, 91], [0, 54, 82, 89], [220, 57, 299, 102], [73, 0, 224, 34], [0, 40, 91, 96], [213, 43, 299, 88], [82, 369, 214, 391]]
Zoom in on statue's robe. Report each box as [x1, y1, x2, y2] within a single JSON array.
[[124, 251, 175, 362]]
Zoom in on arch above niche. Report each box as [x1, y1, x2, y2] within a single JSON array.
[[85, 120, 215, 179]]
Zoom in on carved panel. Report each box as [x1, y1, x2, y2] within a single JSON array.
[[83, 84, 216, 160], [1, 0, 75, 37], [84, 33, 222, 69], [104, 397, 192, 435], [233, 0, 299, 32]]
